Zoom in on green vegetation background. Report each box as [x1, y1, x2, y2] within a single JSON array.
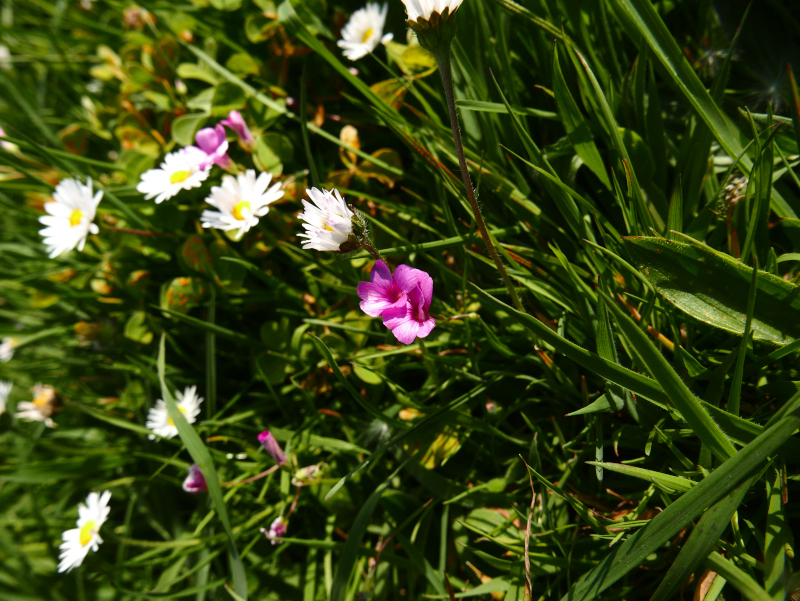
[[1, 0, 799, 599]]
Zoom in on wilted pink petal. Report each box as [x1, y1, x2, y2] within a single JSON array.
[[221, 110, 255, 151], [258, 430, 287, 466], [260, 516, 287, 545], [182, 464, 208, 493]]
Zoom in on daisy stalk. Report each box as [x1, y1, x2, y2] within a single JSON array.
[[403, 0, 523, 312]]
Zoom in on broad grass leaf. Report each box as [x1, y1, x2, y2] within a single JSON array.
[[623, 237, 800, 345]]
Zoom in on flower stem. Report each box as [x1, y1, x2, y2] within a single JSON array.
[[362, 238, 384, 263], [434, 50, 524, 313]]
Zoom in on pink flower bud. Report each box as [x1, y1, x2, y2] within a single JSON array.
[[258, 430, 287, 466], [182, 464, 207, 493], [221, 110, 255, 151]]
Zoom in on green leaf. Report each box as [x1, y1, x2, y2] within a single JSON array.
[[560, 393, 800, 601], [211, 82, 247, 118], [157, 335, 247, 599], [584, 462, 695, 493], [172, 113, 208, 146], [623, 237, 800, 345], [764, 468, 789, 598]]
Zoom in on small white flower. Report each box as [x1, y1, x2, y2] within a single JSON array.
[[57, 491, 111, 573], [15, 383, 59, 428], [38, 178, 102, 259], [401, 0, 463, 22], [298, 188, 355, 252], [0, 337, 18, 362], [136, 147, 210, 204], [0, 381, 11, 415], [201, 170, 284, 240], [146, 385, 203, 440], [337, 3, 394, 61], [0, 45, 11, 71]]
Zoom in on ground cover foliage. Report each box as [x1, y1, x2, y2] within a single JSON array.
[[1, 0, 800, 599]]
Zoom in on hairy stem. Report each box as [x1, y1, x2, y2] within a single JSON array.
[[435, 50, 524, 312]]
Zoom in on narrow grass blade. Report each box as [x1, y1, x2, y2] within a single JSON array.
[[157, 335, 247, 599], [650, 476, 756, 601], [764, 468, 789, 598], [599, 288, 736, 461], [612, 0, 747, 166], [727, 257, 758, 416], [705, 552, 772, 601], [560, 394, 800, 601], [584, 462, 695, 493], [666, 176, 683, 240], [330, 462, 405, 601]]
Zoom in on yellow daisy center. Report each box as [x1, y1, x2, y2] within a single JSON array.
[[33, 394, 51, 407], [232, 200, 251, 221], [79, 520, 96, 547], [69, 209, 84, 227], [167, 406, 187, 426], [362, 27, 374, 43], [170, 170, 191, 184]]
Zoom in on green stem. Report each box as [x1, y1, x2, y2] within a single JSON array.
[[362, 238, 384, 263], [434, 49, 524, 312]]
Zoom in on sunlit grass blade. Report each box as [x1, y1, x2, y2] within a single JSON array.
[[157, 335, 247, 599]]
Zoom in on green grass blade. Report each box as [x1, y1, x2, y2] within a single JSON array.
[[560, 396, 800, 601], [727, 256, 758, 416], [705, 552, 772, 601], [666, 176, 683, 240], [553, 47, 610, 188], [584, 462, 695, 493], [650, 475, 756, 601], [764, 468, 789, 599], [157, 335, 247, 599], [612, 0, 747, 167], [599, 288, 736, 461]]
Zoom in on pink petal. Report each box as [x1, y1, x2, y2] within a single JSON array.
[[370, 260, 393, 288], [357, 282, 404, 317], [393, 265, 433, 302], [390, 318, 421, 345], [382, 303, 410, 330]]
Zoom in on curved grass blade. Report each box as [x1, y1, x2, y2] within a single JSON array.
[[705, 552, 772, 601], [157, 335, 247, 599], [584, 462, 695, 493]]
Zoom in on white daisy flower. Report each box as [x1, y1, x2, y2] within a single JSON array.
[[401, 0, 463, 23], [15, 383, 59, 428], [136, 147, 210, 204], [57, 491, 111, 573], [146, 385, 203, 440], [0, 337, 18, 362], [337, 3, 394, 61], [38, 178, 102, 259], [298, 188, 355, 252], [0, 380, 11, 415], [200, 169, 284, 240]]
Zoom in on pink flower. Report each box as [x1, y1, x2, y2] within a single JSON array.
[[357, 260, 436, 345], [258, 430, 287, 466], [383, 282, 436, 344], [191, 124, 231, 170], [221, 110, 255, 151], [260, 516, 287, 545], [182, 464, 207, 493]]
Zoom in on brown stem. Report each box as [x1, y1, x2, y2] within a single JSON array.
[[104, 225, 171, 237], [435, 51, 524, 312]]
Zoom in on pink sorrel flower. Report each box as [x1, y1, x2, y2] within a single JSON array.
[[182, 464, 207, 493], [191, 124, 231, 170], [357, 260, 436, 345], [260, 516, 287, 545], [258, 430, 287, 466], [221, 110, 255, 151]]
